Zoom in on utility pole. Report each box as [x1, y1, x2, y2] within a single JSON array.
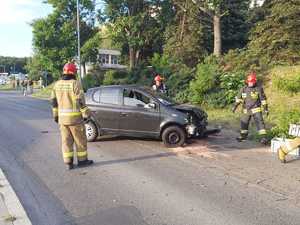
[[77, 0, 83, 87]]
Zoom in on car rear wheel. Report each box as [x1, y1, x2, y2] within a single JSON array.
[[85, 120, 98, 142], [162, 126, 186, 148]]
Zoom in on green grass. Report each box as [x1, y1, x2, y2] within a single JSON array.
[[32, 84, 54, 99], [0, 84, 14, 91], [205, 107, 240, 130]]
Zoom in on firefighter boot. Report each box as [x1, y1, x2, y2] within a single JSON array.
[[77, 159, 94, 167], [236, 135, 247, 142], [278, 147, 287, 164], [260, 137, 268, 145], [66, 159, 74, 170]]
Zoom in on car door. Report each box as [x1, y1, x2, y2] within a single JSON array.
[[119, 88, 161, 136], [88, 87, 121, 132]]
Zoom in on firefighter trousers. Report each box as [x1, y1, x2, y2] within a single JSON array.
[[59, 123, 88, 164], [240, 112, 266, 137]]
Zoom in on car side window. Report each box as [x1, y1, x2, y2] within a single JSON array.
[[92, 89, 101, 103], [100, 88, 119, 105], [123, 89, 151, 107]]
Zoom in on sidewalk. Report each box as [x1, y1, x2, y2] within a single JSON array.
[[0, 169, 32, 225]]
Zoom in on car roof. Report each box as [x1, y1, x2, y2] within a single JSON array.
[[88, 85, 146, 91]]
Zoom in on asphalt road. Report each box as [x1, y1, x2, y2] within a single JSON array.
[[0, 91, 299, 225]]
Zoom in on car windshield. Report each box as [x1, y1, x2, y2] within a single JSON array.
[[142, 87, 177, 106]]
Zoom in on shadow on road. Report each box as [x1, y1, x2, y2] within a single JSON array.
[[75, 151, 177, 169]]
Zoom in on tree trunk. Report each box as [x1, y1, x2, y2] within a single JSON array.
[[213, 14, 222, 57], [129, 48, 135, 69], [135, 50, 140, 66], [82, 62, 86, 77]]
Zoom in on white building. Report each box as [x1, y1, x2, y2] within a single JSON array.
[[98, 49, 127, 70], [84, 48, 127, 75]]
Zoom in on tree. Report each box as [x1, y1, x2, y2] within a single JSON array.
[[0, 56, 28, 74], [163, 0, 209, 67], [30, 0, 96, 79], [221, 0, 251, 52], [191, 0, 224, 57], [102, 0, 173, 69], [248, 0, 300, 64]]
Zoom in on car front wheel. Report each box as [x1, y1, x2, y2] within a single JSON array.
[[162, 126, 186, 148], [85, 120, 98, 142]]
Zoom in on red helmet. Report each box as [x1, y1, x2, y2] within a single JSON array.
[[246, 72, 257, 84], [154, 75, 163, 82], [63, 63, 77, 75]]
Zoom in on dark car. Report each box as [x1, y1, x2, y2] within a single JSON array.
[[85, 85, 210, 148]]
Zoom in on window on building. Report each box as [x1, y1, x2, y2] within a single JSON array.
[[100, 54, 109, 64], [111, 55, 118, 65]]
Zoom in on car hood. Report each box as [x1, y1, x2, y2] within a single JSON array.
[[172, 104, 208, 122]]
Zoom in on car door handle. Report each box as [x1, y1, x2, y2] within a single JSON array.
[[120, 112, 128, 117]]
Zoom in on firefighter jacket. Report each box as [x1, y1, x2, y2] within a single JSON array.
[[152, 83, 167, 94], [51, 77, 90, 125], [235, 85, 268, 114]]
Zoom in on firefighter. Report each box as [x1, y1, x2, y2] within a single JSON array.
[[278, 138, 300, 163], [152, 74, 167, 94], [51, 62, 93, 170], [232, 72, 268, 144]]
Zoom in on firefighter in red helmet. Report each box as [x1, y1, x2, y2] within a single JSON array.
[[152, 74, 167, 94], [232, 72, 269, 144], [51, 62, 94, 170]]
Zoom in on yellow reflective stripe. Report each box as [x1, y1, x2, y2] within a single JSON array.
[[251, 107, 262, 113], [77, 151, 87, 157], [261, 100, 267, 105], [59, 112, 82, 117], [63, 152, 74, 158], [53, 108, 58, 116], [80, 107, 89, 113], [241, 130, 248, 134], [243, 109, 248, 114], [242, 93, 247, 98], [258, 129, 267, 135], [250, 92, 259, 99]]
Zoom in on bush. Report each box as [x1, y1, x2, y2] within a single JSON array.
[[218, 71, 245, 105], [189, 59, 219, 104], [103, 70, 130, 85], [82, 74, 100, 91], [269, 109, 300, 138], [167, 64, 194, 102]]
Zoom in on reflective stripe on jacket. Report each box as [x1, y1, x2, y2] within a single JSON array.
[[235, 85, 267, 114], [51, 79, 90, 125]]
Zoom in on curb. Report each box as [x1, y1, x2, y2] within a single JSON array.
[[0, 168, 32, 225]]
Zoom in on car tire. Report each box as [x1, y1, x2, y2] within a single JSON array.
[[162, 126, 186, 148], [85, 120, 98, 142]]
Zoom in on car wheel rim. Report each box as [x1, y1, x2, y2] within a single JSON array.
[[85, 124, 94, 139], [169, 132, 180, 144]]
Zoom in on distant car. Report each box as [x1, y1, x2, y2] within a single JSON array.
[[85, 85, 212, 148], [0, 79, 6, 85]]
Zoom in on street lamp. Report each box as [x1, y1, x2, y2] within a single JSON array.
[[76, 0, 83, 87]]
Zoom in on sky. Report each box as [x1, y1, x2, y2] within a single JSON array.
[[0, 0, 52, 58]]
